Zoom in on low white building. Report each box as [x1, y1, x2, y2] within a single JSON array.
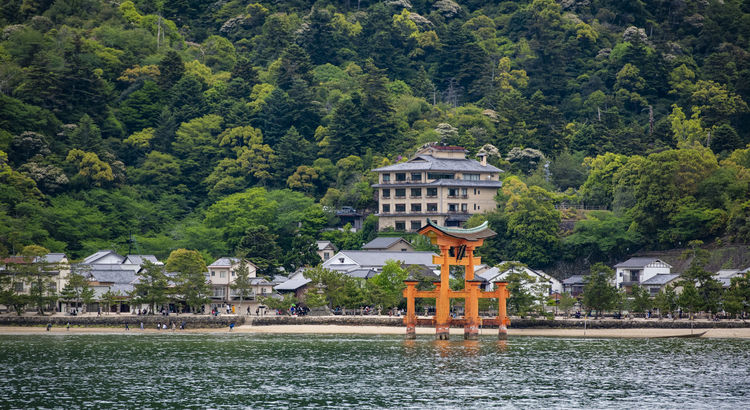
[[476, 263, 562, 295], [322, 250, 438, 276], [316, 241, 337, 263], [614, 257, 672, 290]]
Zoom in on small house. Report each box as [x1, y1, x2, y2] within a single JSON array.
[[361, 237, 415, 252]]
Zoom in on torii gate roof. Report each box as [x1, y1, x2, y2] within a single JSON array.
[[418, 219, 496, 242]]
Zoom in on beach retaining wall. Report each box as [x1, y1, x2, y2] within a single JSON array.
[[2, 315, 749, 329], [0, 315, 245, 328]]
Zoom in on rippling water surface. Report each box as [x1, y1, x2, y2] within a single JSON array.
[[1, 333, 748, 408]]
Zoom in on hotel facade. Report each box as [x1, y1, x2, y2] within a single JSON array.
[[371, 144, 503, 231]]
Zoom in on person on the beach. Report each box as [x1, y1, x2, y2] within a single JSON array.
[[229, 322, 235, 331], [125, 323, 129, 331], [66, 322, 70, 331], [46, 323, 51, 331]]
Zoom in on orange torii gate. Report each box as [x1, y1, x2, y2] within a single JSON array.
[[403, 219, 510, 340]]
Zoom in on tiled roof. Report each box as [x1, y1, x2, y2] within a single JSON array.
[[563, 275, 586, 285], [316, 241, 336, 251], [614, 257, 672, 269], [362, 237, 408, 249], [274, 275, 311, 291], [124, 255, 162, 265], [35, 253, 67, 263], [373, 155, 502, 173], [641, 274, 680, 285], [88, 268, 137, 284], [335, 251, 437, 268], [82, 250, 125, 265], [347, 268, 377, 279], [208, 257, 240, 267]]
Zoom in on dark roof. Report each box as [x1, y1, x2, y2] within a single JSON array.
[[418, 219, 496, 241], [208, 257, 240, 267], [373, 155, 502, 173], [371, 180, 503, 189], [563, 275, 586, 285], [362, 237, 410, 250], [89, 268, 137, 284], [614, 257, 672, 269], [347, 268, 378, 279], [641, 274, 680, 286]]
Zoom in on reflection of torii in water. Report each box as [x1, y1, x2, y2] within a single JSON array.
[[403, 219, 510, 340]]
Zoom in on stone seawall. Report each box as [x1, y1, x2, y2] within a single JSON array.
[[0, 315, 245, 328], [2, 315, 748, 329]]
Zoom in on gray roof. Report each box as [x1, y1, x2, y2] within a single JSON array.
[[614, 257, 672, 269], [373, 155, 502, 173], [89, 268, 137, 285], [346, 268, 378, 279], [92, 283, 133, 297], [208, 257, 240, 267], [316, 241, 336, 251], [563, 275, 586, 285], [641, 274, 680, 286], [34, 253, 67, 263], [274, 275, 311, 291], [82, 250, 125, 265], [372, 179, 503, 188], [271, 274, 289, 284], [336, 251, 437, 268], [124, 255, 161, 266], [250, 278, 271, 285], [362, 237, 409, 250]]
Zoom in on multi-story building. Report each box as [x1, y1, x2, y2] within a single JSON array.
[[372, 144, 503, 231], [206, 257, 272, 313]]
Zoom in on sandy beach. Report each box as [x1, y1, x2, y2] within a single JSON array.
[[1, 324, 749, 338]]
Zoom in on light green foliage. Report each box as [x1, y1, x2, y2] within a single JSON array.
[[65, 149, 114, 187], [366, 260, 407, 309], [304, 266, 364, 310]]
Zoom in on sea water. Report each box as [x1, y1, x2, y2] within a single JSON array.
[[0, 333, 748, 408]]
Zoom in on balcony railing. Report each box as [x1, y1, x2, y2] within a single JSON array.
[[447, 195, 469, 199]]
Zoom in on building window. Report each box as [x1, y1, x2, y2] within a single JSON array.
[[395, 188, 406, 198], [231, 271, 236, 277], [410, 188, 421, 198], [411, 203, 422, 212], [464, 173, 480, 181], [14, 283, 24, 292], [428, 172, 454, 180], [382, 174, 390, 182], [461, 203, 467, 212], [382, 189, 390, 198], [426, 188, 438, 197], [211, 271, 216, 276], [395, 204, 406, 213], [411, 172, 422, 181], [395, 173, 406, 181], [323, 252, 330, 260], [339, 258, 345, 263], [448, 203, 458, 212], [220, 272, 226, 278], [427, 203, 438, 212], [448, 188, 459, 198], [410, 221, 422, 231], [473, 204, 477, 210], [461, 188, 468, 197], [382, 204, 390, 213], [395, 221, 406, 231]]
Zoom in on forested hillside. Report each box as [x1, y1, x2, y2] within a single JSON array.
[[1, 0, 750, 274]]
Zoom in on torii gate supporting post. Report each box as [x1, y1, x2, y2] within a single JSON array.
[[435, 245, 451, 340], [496, 282, 510, 340], [403, 281, 418, 339]]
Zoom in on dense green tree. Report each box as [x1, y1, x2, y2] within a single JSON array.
[[165, 248, 209, 313], [582, 263, 618, 318], [132, 259, 169, 314]]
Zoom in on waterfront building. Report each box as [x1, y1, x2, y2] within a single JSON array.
[[641, 274, 681, 296], [361, 237, 414, 252], [274, 268, 312, 299], [0, 253, 70, 313], [206, 257, 272, 313], [614, 257, 673, 291], [371, 144, 503, 231]]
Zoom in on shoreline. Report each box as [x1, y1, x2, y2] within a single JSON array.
[[1, 324, 749, 339]]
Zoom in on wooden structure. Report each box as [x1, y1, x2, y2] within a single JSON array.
[[403, 220, 510, 340]]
